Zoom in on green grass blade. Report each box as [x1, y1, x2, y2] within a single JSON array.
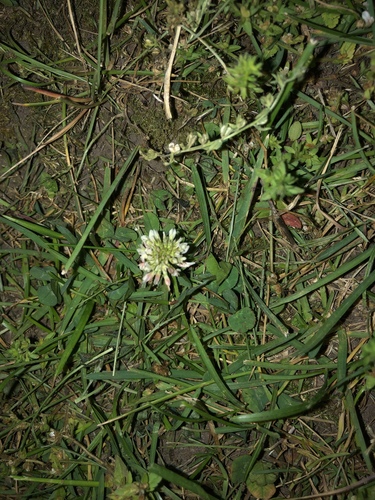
[[191, 163, 212, 249], [300, 269, 375, 355], [273, 245, 374, 308], [0, 215, 108, 284], [345, 390, 374, 471], [55, 300, 95, 378], [0, 41, 87, 82], [10, 477, 99, 487], [63, 147, 138, 274], [231, 374, 328, 424], [149, 463, 220, 500], [189, 325, 240, 407]]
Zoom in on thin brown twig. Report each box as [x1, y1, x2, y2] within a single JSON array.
[[67, 0, 82, 58], [120, 164, 140, 226], [22, 85, 91, 103]]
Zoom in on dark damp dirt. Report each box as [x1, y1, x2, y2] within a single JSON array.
[[0, 1, 228, 220]]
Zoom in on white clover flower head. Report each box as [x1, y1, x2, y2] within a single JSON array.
[[137, 229, 194, 290]]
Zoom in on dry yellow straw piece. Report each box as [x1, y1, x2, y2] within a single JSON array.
[[164, 25, 181, 120]]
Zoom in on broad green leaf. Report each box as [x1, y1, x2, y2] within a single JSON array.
[[113, 456, 131, 488], [107, 280, 135, 301], [30, 266, 57, 281], [96, 218, 115, 239], [114, 227, 138, 242], [37, 284, 58, 307], [340, 41, 356, 63], [322, 12, 340, 28], [218, 265, 239, 292], [231, 454, 252, 485], [288, 120, 302, 140], [228, 307, 256, 333], [139, 148, 159, 161], [108, 484, 141, 499], [241, 385, 269, 413], [151, 189, 172, 210], [222, 289, 239, 312], [40, 171, 58, 198], [143, 211, 160, 234], [206, 254, 231, 284], [149, 464, 219, 500], [147, 472, 162, 491], [247, 461, 278, 500]]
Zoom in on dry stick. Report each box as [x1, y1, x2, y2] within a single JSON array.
[[22, 85, 92, 103], [120, 164, 140, 226], [164, 25, 181, 120], [315, 127, 345, 230], [67, 0, 82, 58], [37, 1, 65, 43]]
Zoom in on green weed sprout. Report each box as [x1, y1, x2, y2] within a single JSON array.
[[137, 229, 194, 290], [259, 161, 304, 201], [224, 54, 263, 99]]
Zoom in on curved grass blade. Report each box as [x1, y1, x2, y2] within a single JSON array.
[[189, 325, 240, 407], [149, 463, 220, 500], [191, 163, 212, 249], [231, 374, 327, 424], [273, 245, 374, 308], [0, 41, 87, 82], [300, 268, 375, 355], [63, 147, 139, 274], [54, 300, 94, 379], [0, 215, 108, 284]]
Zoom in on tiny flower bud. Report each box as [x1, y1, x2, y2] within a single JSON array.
[[168, 142, 181, 153]]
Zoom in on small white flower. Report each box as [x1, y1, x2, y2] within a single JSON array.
[[220, 123, 234, 139], [362, 10, 374, 26], [198, 132, 209, 145], [235, 115, 247, 129], [137, 229, 194, 290], [168, 142, 181, 153], [186, 132, 197, 148]]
